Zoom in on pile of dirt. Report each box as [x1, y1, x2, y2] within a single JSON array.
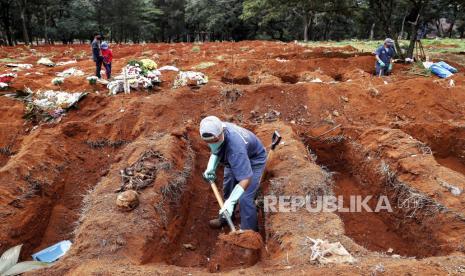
[[208, 231, 263, 272], [218, 231, 263, 250], [426, 43, 459, 49], [249, 72, 283, 84]]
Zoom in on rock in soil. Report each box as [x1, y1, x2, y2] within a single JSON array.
[[116, 190, 139, 211]]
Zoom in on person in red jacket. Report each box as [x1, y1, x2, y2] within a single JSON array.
[[100, 42, 113, 79]]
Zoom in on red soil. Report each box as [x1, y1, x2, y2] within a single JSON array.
[[0, 41, 464, 275]]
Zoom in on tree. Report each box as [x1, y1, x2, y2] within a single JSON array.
[[17, 0, 30, 44], [405, 0, 430, 59], [185, 0, 247, 41], [241, 0, 292, 40], [0, 0, 14, 46], [242, 0, 359, 41], [0, 0, 461, 45]]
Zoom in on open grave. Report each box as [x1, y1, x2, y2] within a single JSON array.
[[303, 126, 465, 257]]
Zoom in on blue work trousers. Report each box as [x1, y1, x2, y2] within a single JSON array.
[[223, 164, 265, 231]]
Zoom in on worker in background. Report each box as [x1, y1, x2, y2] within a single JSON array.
[[91, 33, 103, 79], [375, 38, 396, 76], [200, 116, 266, 232], [100, 42, 113, 80]]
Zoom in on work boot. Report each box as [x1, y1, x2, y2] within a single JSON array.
[[209, 217, 227, 229]]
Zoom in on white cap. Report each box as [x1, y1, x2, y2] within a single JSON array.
[[199, 116, 224, 141], [384, 38, 394, 46]]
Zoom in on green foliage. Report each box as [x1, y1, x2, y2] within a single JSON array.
[[407, 61, 432, 77], [191, 46, 201, 53], [0, 0, 464, 45], [128, 60, 143, 67]]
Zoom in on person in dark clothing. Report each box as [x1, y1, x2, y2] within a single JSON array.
[[91, 34, 103, 78]]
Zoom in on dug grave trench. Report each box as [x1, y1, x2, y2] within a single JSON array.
[[302, 126, 465, 258]]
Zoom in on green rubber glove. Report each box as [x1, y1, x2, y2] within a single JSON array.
[[388, 63, 393, 72], [220, 185, 245, 218], [203, 154, 219, 181], [378, 60, 385, 67]]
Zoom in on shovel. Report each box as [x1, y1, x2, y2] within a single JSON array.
[[259, 130, 282, 184], [209, 180, 236, 232], [269, 130, 282, 156]]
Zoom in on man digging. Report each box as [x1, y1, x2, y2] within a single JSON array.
[[200, 116, 267, 232]]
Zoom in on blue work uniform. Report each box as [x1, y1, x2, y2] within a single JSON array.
[[375, 45, 396, 76], [216, 122, 267, 231]]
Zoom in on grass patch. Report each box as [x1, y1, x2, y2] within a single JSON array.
[[192, 61, 215, 70], [191, 46, 201, 53], [301, 38, 465, 55], [407, 61, 432, 77], [0, 58, 18, 63]]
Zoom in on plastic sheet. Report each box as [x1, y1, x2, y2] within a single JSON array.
[[173, 71, 208, 88], [32, 240, 72, 263], [431, 64, 453, 78]]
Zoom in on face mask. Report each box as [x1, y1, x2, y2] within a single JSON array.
[[208, 139, 224, 154]]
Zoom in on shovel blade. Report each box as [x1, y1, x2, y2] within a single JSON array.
[[271, 131, 281, 150], [222, 211, 236, 232]]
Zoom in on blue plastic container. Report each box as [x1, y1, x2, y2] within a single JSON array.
[[32, 240, 72, 263]]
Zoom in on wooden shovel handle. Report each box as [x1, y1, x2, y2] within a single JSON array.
[[210, 181, 225, 209]]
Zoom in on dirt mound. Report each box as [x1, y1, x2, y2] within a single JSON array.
[[299, 70, 334, 82], [426, 43, 459, 49], [249, 72, 283, 84], [219, 230, 263, 250], [208, 231, 263, 272]]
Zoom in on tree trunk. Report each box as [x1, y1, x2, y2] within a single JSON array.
[[407, 21, 417, 58], [1, 2, 14, 46], [436, 19, 444, 37], [399, 14, 407, 39], [369, 22, 375, 40], [7, 26, 14, 46], [43, 6, 48, 44], [323, 19, 330, 40], [406, 2, 424, 59], [448, 4, 458, 38], [19, 0, 30, 44], [303, 23, 308, 41], [448, 20, 455, 38], [303, 13, 309, 41]]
